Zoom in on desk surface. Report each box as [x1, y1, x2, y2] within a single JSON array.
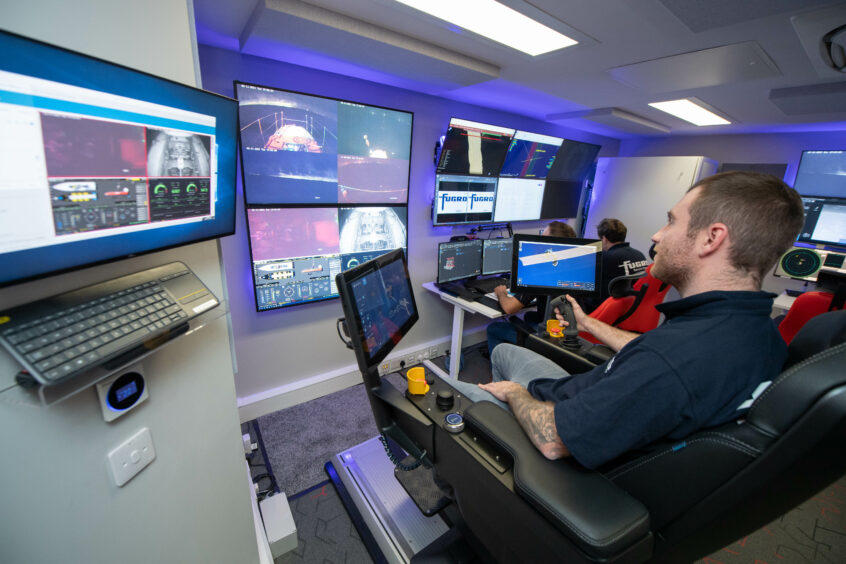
[[422, 282, 504, 319]]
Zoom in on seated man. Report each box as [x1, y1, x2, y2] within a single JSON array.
[[579, 218, 648, 314], [486, 221, 577, 355], [448, 171, 805, 469]]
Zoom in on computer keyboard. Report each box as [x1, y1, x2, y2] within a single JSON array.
[[436, 282, 479, 301], [0, 262, 219, 387], [466, 277, 509, 294]]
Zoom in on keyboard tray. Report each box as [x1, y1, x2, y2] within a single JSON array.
[[0, 262, 219, 387]]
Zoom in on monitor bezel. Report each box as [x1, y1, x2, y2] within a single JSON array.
[[335, 248, 419, 373], [0, 29, 239, 289], [797, 194, 846, 248], [511, 234, 602, 297], [436, 239, 483, 284], [233, 80, 414, 207]]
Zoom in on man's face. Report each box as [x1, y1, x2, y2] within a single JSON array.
[[650, 187, 700, 288]]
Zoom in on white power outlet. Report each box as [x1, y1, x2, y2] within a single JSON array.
[[107, 427, 156, 487]]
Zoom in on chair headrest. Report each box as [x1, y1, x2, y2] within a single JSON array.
[[608, 271, 647, 299], [784, 309, 846, 370]]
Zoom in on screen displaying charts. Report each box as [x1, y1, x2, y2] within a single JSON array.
[[235, 82, 412, 205], [246, 206, 407, 311]]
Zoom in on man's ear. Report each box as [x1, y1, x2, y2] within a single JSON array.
[[698, 223, 729, 257]]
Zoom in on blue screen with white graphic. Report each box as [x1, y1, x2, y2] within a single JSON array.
[[515, 241, 598, 292]]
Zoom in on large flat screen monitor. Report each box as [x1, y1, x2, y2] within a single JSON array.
[[436, 118, 514, 177], [540, 139, 602, 220], [492, 177, 546, 222], [437, 239, 482, 284], [235, 81, 413, 205], [335, 248, 418, 373], [500, 131, 563, 179], [798, 195, 846, 248], [512, 234, 601, 297], [0, 30, 238, 288], [432, 174, 497, 225], [482, 238, 513, 276], [793, 150, 846, 198], [246, 206, 407, 310]]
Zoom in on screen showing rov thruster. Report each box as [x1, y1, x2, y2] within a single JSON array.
[[437, 118, 514, 177], [514, 237, 601, 296], [482, 238, 513, 276], [797, 196, 846, 247], [348, 254, 416, 359], [246, 206, 407, 310], [437, 239, 483, 284]]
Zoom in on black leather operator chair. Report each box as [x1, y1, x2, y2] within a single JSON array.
[[336, 250, 846, 563]]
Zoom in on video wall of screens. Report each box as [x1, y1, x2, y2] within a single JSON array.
[[235, 81, 412, 311], [235, 82, 412, 205], [432, 118, 601, 226]]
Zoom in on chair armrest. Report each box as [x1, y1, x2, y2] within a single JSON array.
[[464, 401, 651, 560], [525, 333, 598, 374]]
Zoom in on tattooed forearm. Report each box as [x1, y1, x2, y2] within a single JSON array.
[[507, 387, 570, 460]]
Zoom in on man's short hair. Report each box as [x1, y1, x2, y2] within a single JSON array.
[[546, 221, 577, 238], [687, 171, 805, 286], [596, 218, 627, 243]]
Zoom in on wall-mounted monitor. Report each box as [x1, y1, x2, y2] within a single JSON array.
[[546, 139, 602, 183], [437, 239, 482, 284], [432, 174, 497, 225], [512, 234, 601, 297], [246, 206, 408, 310], [0, 30, 239, 288], [793, 150, 846, 198], [500, 131, 563, 179], [797, 195, 846, 248], [493, 177, 545, 222], [436, 118, 514, 177], [235, 81, 413, 205]]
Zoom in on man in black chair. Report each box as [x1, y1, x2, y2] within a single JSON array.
[[447, 171, 805, 468]]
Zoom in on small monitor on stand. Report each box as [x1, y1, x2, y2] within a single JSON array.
[[436, 239, 483, 285], [482, 238, 513, 276]]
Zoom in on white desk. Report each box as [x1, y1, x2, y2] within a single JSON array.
[[773, 292, 797, 315], [422, 282, 507, 379]]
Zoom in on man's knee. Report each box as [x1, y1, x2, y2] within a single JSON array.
[[491, 342, 517, 367]]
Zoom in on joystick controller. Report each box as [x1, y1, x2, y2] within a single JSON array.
[[549, 295, 581, 350]]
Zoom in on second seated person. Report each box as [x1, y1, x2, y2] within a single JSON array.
[[486, 221, 577, 356], [447, 171, 804, 469], [579, 218, 649, 314]]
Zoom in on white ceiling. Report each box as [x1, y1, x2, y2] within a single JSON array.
[[193, 0, 846, 138]]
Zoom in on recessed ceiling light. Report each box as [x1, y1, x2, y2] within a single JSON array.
[[648, 99, 731, 126], [394, 0, 578, 56]]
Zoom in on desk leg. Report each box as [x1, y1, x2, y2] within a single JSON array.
[[448, 305, 465, 379]]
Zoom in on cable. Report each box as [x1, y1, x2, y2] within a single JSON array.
[[379, 434, 425, 471]]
